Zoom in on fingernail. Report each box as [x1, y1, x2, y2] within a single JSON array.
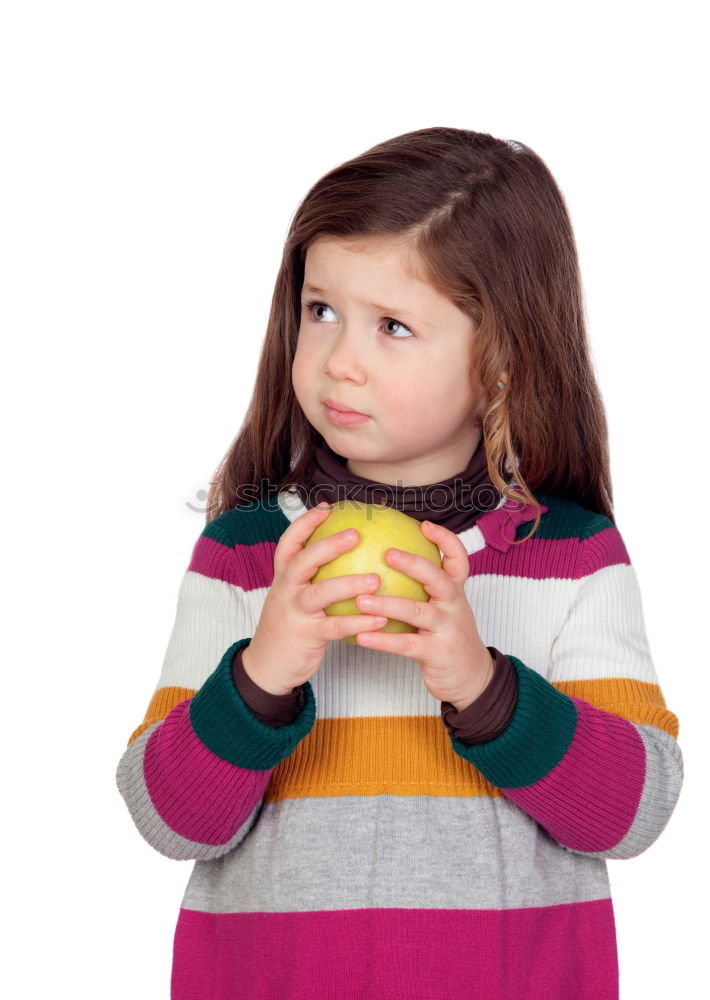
[[316, 502, 330, 510]]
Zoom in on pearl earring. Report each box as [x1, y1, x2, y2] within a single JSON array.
[[497, 381, 506, 390]]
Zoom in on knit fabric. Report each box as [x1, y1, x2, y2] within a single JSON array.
[[116, 488, 682, 1000]]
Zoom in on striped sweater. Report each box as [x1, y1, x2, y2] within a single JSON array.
[[116, 488, 682, 999]]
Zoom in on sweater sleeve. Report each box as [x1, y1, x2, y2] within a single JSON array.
[[447, 519, 683, 859], [115, 515, 316, 861]]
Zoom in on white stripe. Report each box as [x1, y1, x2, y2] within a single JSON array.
[[301, 567, 657, 717], [153, 550, 658, 711], [548, 562, 659, 685], [155, 571, 265, 692]]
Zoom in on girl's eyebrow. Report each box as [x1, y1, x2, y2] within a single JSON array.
[[301, 283, 433, 329]]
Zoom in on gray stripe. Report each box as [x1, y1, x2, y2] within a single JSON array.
[[181, 794, 611, 913], [115, 725, 262, 861], [593, 725, 683, 860]]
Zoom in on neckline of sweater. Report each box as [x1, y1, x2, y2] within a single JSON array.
[[276, 485, 544, 557]]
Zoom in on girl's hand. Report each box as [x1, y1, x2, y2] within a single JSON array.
[[241, 504, 387, 695], [354, 520, 495, 710]]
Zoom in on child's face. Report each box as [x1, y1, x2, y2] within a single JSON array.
[[292, 234, 486, 487]]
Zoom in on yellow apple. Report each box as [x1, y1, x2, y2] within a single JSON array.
[[305, 500, 442, 644]]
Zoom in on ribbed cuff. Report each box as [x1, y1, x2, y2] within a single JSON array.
[[190, 639, 316, 771], [448, 656, 578, 788]]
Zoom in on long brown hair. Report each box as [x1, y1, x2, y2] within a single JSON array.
[[206, 127, 613, 538]]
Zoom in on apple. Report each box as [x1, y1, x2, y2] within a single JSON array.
[[305, 500, 442, 644]]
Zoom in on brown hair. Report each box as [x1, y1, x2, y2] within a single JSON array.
[[205, 127, 613, 541]]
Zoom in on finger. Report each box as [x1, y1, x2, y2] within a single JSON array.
[[383, 544, 453, 602], [291, 527, 362, 586], [273, 503, 333, 576], [354, 592, 435, 631], [303, 572, 381, 615], [320, 612, 388, 643], [355, 624, 421, 656], [420, 520, 470, 587]]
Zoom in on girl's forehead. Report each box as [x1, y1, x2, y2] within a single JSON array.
[[305, 233, 428, 283]]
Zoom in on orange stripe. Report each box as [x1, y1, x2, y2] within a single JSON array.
[[128, 686, 196, 745], [554, 679, 679, 738], [126, 678, 678, 803], [265, 716, 499, 804]]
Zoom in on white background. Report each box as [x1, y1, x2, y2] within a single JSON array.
[[2, 1, 706, 996]]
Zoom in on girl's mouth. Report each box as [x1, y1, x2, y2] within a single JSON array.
[[324, 403, 371, 426]]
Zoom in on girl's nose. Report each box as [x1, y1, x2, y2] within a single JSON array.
[[324, 326, 367, 382]]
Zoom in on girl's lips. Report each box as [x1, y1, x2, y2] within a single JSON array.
[[324, 403, 371, 427]]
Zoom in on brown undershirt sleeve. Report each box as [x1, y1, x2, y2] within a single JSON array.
[[231, 645, 306, 728], [232, 640, 517, 740], [440, 647, 518, 746]]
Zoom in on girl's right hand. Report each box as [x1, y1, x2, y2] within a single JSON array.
[[240, 503, 386, 695]]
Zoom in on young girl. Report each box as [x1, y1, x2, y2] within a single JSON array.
[[117, 127, 682, 999]]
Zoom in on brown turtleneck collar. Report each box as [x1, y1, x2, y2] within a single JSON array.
[[293, 434, 502, 534]]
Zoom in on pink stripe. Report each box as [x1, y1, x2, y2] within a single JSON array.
[[472, 526, 630, 580], [188, 535, 275, 589], [144, 700, 272, 845], [172, 900, 617, 999], [579, 526, 630, 573], [506, 698, 646, 852]]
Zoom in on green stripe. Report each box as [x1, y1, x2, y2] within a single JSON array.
[[202, 497, 292, 548], [190, 639, 316, 770], [449, 656, 578, 788], [516, 493, 612, 543], [206, 491, 613, 548]]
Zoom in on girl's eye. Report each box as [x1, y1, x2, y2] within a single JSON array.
[[303, 301, 337, 323], [382, 317, 414, 339], [301, 300, 414, 339]]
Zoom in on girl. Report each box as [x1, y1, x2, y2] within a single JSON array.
[[117, 127, 682, 999]]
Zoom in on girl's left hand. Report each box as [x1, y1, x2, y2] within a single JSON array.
[[354, 520, 495, 711]]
